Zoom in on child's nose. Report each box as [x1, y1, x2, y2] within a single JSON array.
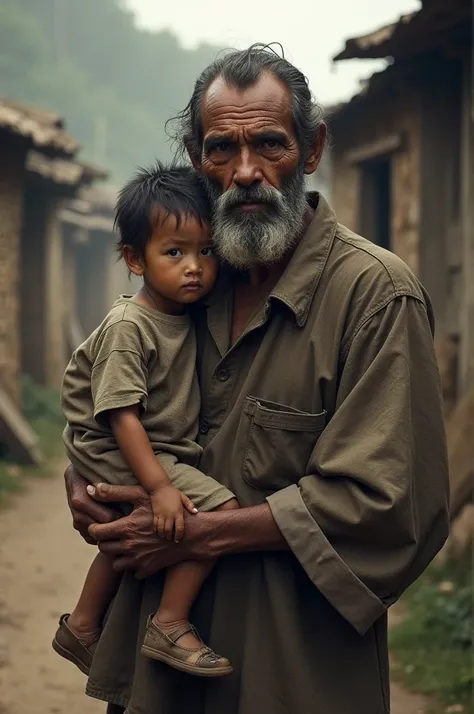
[[185, 260, 202, 275]]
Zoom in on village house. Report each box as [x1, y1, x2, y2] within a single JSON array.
[[0, 100, 78, 406], [20, 152, 108, 390], [328, 0, 473, 541], [329, 0, 472, 392], [0, 98, 107, 463], [59, 183, 140, 349]]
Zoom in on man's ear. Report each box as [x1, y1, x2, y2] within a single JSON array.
[[185, 140, 201, 171], [122, 245, 145, 277], [304, 123, 327, 176]]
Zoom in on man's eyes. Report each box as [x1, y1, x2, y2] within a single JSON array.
[[209, 141, 232, 153], [258, 139, 282, 149], [207, 138, 284, 154]]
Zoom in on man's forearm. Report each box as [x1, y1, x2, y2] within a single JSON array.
[[197, 503, 289, 559]]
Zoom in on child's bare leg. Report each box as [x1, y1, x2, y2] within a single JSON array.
[[67, 551, 121, 642], [154, 498, 239, 649]]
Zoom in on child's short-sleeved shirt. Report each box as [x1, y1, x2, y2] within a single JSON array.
[[61, 296, 203, 485]]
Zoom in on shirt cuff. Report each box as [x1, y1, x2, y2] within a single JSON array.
[[267, 484, 386, 635], [93, 392, 147, 421]]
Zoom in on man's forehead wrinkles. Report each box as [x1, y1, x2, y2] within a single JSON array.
[[207, 96, 283, 111], [204, 103, 291, 134], [206, 116, 286, 131], [206, 99, 286, 119]]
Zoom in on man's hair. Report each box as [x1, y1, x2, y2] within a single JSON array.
[[168, 43, 326, 161], [114, 161, 211, 257]]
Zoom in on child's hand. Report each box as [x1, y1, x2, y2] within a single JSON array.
[[150, 486, 197, 542]]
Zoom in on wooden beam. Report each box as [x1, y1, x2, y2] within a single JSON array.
[[345, 134, 404, 165], [0, 385, 42, 465]]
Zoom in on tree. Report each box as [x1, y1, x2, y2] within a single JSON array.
[[0, 0, 222, 183]]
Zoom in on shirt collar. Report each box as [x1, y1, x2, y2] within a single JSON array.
[[202, 192, 338, 327], [268, 192, 337, 326]]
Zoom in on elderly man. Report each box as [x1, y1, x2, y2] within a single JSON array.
[[65, 45, 449, 714]]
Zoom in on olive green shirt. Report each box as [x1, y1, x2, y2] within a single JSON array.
[[62, 298, 202, 485], [87, 195, 449, 714]]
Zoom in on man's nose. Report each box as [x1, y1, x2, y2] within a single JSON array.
[[233, 147, 263, 187]]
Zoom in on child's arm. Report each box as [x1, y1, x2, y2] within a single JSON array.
[[108, 405, 197, 541]]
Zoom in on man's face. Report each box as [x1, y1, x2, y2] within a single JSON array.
[[194, 72, 310, 268]]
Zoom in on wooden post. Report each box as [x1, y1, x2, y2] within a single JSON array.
[[0, 137, 27, 406], [459, 54, 474, 392]]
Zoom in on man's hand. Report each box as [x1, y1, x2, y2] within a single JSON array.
[[150, 485, 197, 542], [88, 482, 205, 578], [87, 483, 287, 578], [64, 465, 119, 544]]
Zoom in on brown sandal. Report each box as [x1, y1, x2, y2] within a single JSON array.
[[141, 616, 233, 678], [52, 614, 100, 676]]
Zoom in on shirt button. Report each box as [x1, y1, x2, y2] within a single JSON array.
[[199, 422, 210, 435], [217, 369, 230, 382]]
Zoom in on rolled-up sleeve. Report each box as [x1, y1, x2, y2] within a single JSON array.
[[267, 295, 450, 634]]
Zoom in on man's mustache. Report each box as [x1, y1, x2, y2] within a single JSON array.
[[218, 184, 282, 211]]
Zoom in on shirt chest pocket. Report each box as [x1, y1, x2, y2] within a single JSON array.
[[241, 396, 327, 492]]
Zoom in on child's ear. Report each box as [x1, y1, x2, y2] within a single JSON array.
[[122, 246, 145, 276]]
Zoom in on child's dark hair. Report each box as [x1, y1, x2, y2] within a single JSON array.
[[114, 161, 211, 257]]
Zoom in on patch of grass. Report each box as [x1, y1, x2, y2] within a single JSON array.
[[0, 461, 24, 505], [0, 376, 65, 505], [389, 552, 474, 712]]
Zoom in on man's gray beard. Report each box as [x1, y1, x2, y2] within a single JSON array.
[[202, 167, 307, 269]]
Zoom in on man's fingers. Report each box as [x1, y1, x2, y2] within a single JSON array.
[[73, 513, 95, 530], [164, 517, 175, 542], [89, 519, 126, 542], [97, 539, 124, 556], [79, 498, 118, 525], [112, 556, 134, 573], [181, 493, 198, 514], [74, 522, 97, 545], [174, 514, 185, 543], [88, 483, 146, 504]]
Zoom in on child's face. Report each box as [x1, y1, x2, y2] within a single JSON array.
[[125, 213, 218, 312]]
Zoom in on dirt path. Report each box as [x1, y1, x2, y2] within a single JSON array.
[[0, 464, 103, 714], [0, 465, 432, 714]]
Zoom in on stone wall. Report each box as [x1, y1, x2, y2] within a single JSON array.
[[330, 92, 421, 275], [20, 188, 67, 389], [0, 136, 27, 405]]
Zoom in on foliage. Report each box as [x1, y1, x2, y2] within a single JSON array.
[[21, 374, 64, 426], [0, 0, 222, 183], [389, 553, 474, 711]]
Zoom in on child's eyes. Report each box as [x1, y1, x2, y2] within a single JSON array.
[[167, 248, 183, 257], [201, 247, 215, 256]]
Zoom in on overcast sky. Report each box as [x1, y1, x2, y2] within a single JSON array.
[[126, 0, 420, 105]]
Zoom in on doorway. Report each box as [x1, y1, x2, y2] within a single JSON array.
[[359, 156, 392, 251]]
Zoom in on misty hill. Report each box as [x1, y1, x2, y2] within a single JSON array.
[[0, 0, 222, 182]]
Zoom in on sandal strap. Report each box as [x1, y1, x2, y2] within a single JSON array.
[[145, 616, 205, 648], [168, 623, 193, 642]]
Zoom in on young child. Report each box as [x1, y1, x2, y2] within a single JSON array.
[[53, 163, 239, 678]]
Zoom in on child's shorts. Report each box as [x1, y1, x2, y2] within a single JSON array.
[[107, 452, 235, 513]]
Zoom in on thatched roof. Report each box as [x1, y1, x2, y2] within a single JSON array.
[[59, 185, 117, 233], [0, 98, 79, 157], [26, 151, 108, 187], [333, 0, 470, 62]]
